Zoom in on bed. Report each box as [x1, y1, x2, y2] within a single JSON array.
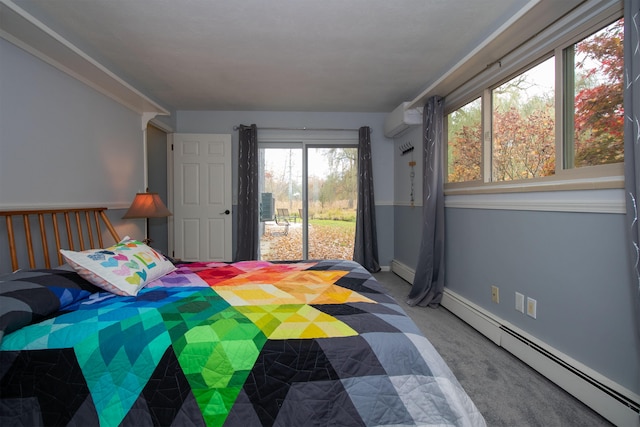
[[0, 207, 485, 426]]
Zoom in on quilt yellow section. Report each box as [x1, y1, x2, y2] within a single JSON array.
[[206, 267, 374, 340]]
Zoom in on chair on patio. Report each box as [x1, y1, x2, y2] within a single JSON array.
[[277, 208, 298, 222], [275, 208, 290, 235]]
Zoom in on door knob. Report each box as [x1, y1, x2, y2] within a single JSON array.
[[221, 209, 230, 215]]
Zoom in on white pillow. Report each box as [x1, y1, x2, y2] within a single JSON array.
[[60, 237, 176, 296]]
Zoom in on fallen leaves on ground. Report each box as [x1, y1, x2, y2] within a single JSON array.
[[261, 223, 355, 261]]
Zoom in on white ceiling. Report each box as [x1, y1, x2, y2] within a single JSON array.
[[6, 0, 583, 113]]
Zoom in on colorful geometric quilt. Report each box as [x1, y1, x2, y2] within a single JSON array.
[[0, 260, 485, 426]]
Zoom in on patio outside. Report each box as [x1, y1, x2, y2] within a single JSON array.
[[260, 211, 355, 261]]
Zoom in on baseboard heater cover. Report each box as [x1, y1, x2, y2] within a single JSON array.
[[499, 325, 639, 416], [390, 259, 640, 427]]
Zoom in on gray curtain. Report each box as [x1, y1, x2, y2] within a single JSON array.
[[234, 124, 259, 261], [407, 96, 445, 307], [353, 126, 381, 273], [624, 0, 640, 330]]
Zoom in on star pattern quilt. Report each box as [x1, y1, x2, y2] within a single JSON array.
[[0, 260, 485, 426]]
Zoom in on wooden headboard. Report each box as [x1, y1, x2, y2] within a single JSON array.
[[0, 207, 121, 272]]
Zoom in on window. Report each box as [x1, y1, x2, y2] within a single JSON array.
[[445, 12, 624, 189], [492, 57, 556, 181], [564, 18, 624, 169], [447, 97, 481, 183]]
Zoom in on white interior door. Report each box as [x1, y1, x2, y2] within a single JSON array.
[[173, 133, 232, 261]]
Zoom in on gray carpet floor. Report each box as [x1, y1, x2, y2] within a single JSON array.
[[373, 271, 613, 427]]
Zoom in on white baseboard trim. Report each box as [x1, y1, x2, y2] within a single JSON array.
[[390, 259, 640, 427], [440, 290, 502, 346], [390, 259, 415, 283]]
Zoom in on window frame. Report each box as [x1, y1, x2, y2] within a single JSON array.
[[443, 1, 624, 195]]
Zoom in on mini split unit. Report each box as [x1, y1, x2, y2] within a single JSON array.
[[383, 102, 423, 138]]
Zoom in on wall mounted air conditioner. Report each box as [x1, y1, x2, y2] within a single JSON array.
[[384, 102, 423, 138]]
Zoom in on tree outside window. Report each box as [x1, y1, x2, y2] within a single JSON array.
[[447, 98, 481, 183], [569, 18, 624, 168], [492, 58, 556, 181]]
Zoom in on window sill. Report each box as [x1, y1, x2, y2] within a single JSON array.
[[446, 160, 623, 195], [445, 174, 623, 195], [444, 176, 625, 214]]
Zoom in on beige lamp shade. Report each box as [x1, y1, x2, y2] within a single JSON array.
[[123, 192, 172, 219]]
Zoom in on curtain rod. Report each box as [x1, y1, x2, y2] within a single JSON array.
[[232, 125, 363, 132]]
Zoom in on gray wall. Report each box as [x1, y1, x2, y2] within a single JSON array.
[[0, 38, 146, 271], [0, 39, 145, 208], [445, 207, 638, 393], [393, 204, 421, 267], [393, 126, 423, 268], [391, 126, 640, 395], [176, 110, 395, 267]]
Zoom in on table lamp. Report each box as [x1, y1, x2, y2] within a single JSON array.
[[123, 190, 172, 245]]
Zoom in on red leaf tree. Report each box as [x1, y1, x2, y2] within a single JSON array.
[[573, 18, 624, 166]]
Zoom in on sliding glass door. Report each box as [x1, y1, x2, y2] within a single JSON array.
[[306, 147, 357, 260], [259, 145, 303, 260], [259, 143, 357, 261]]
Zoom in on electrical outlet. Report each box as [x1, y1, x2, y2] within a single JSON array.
[[527, 297, 537, 319], [491, 285, 499, 303], [515, 292, 525, 313]]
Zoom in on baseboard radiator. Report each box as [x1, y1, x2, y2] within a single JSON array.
[[390, 259, 640, 427]]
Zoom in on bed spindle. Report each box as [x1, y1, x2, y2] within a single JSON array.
[[6, 216, 18, 272], [37, 213, 51, 269], [63, 212, 73, 251], [92, 210, 102, 248], [100, 210, 119, 246], [85, 211, 95, 249], [52, 212, 63, 266], [75, 211, 85, 251], [22, 214, 36, 269]]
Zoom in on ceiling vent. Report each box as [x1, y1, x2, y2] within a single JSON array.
[[384, 102, 423, 138]]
